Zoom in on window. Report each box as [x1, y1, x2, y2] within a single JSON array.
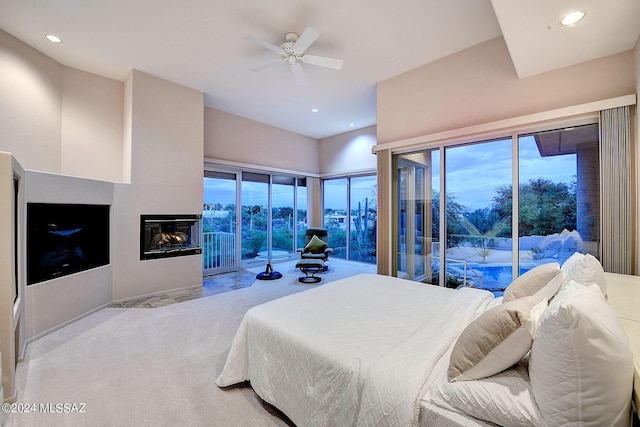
[[349, 175, 377, 263], [518, 125, 599, 270], [241, 172, 269, 261], [203, 169, 307, 274], [445, 139, 513, 291], [393, 123, 600, 295], [323, 178, 348, 258], [323, 175, 377, 264]]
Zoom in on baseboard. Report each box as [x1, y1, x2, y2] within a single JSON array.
[[24, 301, 113, 347]]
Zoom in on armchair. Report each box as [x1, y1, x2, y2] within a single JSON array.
[[297, 227, 333, 263]]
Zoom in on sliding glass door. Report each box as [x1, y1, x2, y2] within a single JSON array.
[[393, 123, 600, 295], [518, 124, 600, 272], [397, 150, 440, 283], [241, 172, 269, 262], [445, 139, 513, 291], [203, 171, 237, 274], [204, 169, 307, 274]]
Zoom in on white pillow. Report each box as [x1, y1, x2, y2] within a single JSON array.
[[529, 286, 633, 426], [503, 262, 562, 303], [448, 294, 547, 381], [561, 252, 607, 296], [430, 363, 544, 427]]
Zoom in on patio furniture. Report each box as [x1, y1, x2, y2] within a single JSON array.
[[295, 259, 325, 283], [297, 228, 333, 271], [255, 250, 289, 280]]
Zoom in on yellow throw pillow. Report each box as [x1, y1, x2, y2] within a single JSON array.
[[304, 234, 327, 253]]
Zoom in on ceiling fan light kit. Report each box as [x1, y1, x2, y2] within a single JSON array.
[[245, 27, 343, 85]]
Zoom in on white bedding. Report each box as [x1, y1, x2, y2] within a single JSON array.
[[216, 273, 494, 426]]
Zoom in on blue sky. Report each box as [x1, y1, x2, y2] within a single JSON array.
[[204, 136, 577, 212], [445, 136, 576, 211]]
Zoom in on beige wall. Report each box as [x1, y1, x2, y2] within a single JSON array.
[[61, 67, 124, 182], [635, 36, 640, 273], [377, 36, 636, 144], [0, 30, 125, 181], [204, 107, 320, 174], [319, 125, 377, 176], [111, 70, 204, 301], [0, 30, 62, 172]]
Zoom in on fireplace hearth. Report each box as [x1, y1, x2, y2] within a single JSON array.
[[140, 214, 202, 260]]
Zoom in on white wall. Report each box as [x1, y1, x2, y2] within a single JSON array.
[[319, 125, 377, 176], [111, 70, 204, 301]]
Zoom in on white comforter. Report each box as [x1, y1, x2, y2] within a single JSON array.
[[216, 273, 494, 427]]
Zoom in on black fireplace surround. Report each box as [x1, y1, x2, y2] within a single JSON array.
[[140, 214, 202, 260]]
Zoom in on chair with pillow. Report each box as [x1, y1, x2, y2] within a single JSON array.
[[297, 227, 333, 272]]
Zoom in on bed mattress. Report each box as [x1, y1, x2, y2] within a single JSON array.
[[216, 273, 494, 426]]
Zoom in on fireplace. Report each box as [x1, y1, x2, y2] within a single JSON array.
[[140, 214, 202, 260]]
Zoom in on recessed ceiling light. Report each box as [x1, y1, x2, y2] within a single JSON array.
[[311, 108, 319, 113], [559, 10, 586, 26], [45, 34, 62, 43], [349, 123, 355, 127]]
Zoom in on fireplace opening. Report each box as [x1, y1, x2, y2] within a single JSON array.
[[140, 214, 202, 260]]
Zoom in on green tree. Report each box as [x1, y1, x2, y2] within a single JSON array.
[[492, 178, 576, 237], [431, 192, 473, 248]]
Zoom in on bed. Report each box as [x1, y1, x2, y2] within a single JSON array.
[[216, 253, 638, 427]]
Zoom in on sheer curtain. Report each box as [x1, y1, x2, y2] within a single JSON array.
[[599, 105, 632, 274]]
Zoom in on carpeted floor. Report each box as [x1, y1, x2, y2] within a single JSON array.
[[6, 259, 375, 427]]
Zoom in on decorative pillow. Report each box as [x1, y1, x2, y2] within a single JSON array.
[[304, 234, 327, 253], [529, 286, 633, 426], [448, 294, 547, 382], [430, 363, 544, 427], [561, 252, 607, 296], [503, 262, 561, 303]]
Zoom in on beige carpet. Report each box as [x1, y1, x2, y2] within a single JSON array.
[[7, 259, 375, 427]]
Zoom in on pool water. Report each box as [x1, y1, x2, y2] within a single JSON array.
[[466, 265, 532, 296]]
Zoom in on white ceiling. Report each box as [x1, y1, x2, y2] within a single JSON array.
[[1, 0, 638, 139]]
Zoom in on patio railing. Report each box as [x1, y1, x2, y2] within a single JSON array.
[[203, 231, 235, 272]]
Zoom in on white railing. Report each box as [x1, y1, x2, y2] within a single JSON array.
[[445, 257, 483, 289], [203, 231, 235, 272]]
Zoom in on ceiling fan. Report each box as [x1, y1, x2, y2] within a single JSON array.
[[244, 27, 343, 85]]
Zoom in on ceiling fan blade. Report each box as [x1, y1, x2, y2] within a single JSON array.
[[302, 55, 343, 70], [291, 63, 306, 85], [244, 36, 282, 53], [293, 27, 320, 54], [250, 59, 283, 72]]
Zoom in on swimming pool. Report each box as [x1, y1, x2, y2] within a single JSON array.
[[465, 264, 532, 296]]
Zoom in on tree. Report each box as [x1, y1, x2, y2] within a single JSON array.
[[492, 178, 576, 237], [431, 192, 473, 248]]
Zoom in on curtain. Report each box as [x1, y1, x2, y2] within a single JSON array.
[[599, 105, 632, 274]]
